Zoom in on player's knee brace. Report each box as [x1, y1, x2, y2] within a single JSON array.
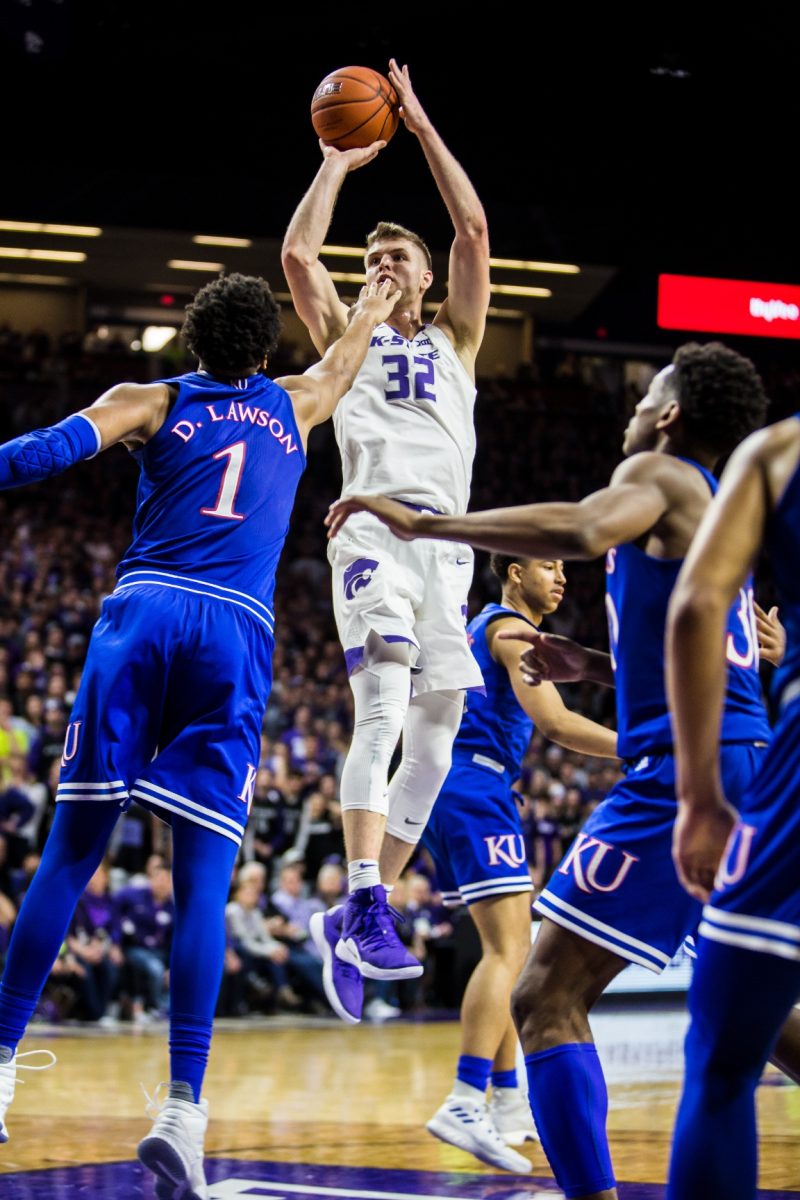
[[339, 656, 411, 815], [0, 413, 101, 490], [385, 689, 463, 841]]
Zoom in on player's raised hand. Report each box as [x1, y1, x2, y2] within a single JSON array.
[[325, 494, 421, 541], [755, 602, 785, 666], [319, 139, 387, 172], [497, 627, 594, 687], [348, 280, 402, 327], [388, 59, 430, 135], [672, 796, 738, 903]]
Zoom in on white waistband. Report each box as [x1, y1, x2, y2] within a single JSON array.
[[115, 569, 274, 633], [472, 752, 505, 774]]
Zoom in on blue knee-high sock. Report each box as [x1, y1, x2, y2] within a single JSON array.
[[668, 939, 800, 1200], [456, 1054, 492, 1093], [168, 819, 239, 1103], [0, 802, 119, 1052], [525, 1042, 614, 1198]]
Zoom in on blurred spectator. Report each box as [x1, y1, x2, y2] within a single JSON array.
[[292, 790, 344, 880], [0, 749, 47, 857], [67, 862, 124, 1022], [225, 876, 302, 1012], [117, 862, 174, 1020], [314, 862, 346, 909], [0, 697, 29, 780]]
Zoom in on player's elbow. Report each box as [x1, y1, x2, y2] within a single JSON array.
[[281, 241, 317, 275], [565, 524, 608, 561], [455, 218, 489, 250], [668, 580, 728, 640], [534, 713, 564, 742]]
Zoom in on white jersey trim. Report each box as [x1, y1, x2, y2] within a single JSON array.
[[118, 569, 274, 619], [57, 780, 126, 790], [698, 920, 800, 962], [132, 789, 242, 847], [460, 874, 529, 894], [535, 890, 672, 966], [702, 905, 800, 944], [133, 778, 245, 835], [116, 576, 273, 633], [462, 881, 534, 905]]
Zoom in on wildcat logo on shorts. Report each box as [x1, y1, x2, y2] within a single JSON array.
[[484, 834, 526, 869], [343, 558, 379, 600], [558, 831, 639, 894]]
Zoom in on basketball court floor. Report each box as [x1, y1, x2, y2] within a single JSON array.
[[0, 1004, 798, 1198]]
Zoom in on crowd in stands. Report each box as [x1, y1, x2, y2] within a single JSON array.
[[0, 324, 788, 1025]]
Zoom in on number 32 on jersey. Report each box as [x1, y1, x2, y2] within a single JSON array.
[[382, 354, 437, 403]]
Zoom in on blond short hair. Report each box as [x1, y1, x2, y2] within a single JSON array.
[[365, 221, 432, 271]]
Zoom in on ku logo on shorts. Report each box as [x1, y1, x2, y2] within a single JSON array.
[[483, 834, 526, 869], [61, 721, 82, 767], [237, 764, 258, 816], [343, 558, 379, 600], [557, 832, 640, 895]]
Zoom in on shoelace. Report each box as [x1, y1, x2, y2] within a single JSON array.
[[468, 1102, 514, 1147], [369, 897, 406, 933], [140, 1080, 170, 1119], [7, 1049, 57, 1082]]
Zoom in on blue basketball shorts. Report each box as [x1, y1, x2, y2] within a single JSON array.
[[56, 579, 274, 847], [422, 753, 533, 907], [534, 744, 766, 972], [700, 697, 800, 962]]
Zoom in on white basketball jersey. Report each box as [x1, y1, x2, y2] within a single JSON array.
[[332, 322, 477, 515]]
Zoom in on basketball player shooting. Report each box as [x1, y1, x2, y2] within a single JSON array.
[[282, 59, 490, 1025]]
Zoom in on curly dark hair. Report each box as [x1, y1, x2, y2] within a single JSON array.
[[182, 273, 282, 375], [490, 552, 530, 583], [666, 342, 768, 455]]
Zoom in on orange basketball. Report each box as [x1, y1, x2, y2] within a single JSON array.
[[311, 66, 399, 150]]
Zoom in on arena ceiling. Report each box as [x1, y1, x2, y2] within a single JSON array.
[[1, 6, 799, 337]]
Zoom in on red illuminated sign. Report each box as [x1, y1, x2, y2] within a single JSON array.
[[658, 274, 800, 340]]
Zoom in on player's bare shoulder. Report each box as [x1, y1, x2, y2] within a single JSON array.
[[735, 416, 800, 509], [84, 380, 174, 450], [485, 613, 532, 664], [612, 450, 709, 502]]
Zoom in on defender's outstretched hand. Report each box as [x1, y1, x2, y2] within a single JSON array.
[[326, 493, 422, 540], [348, 279, 402, 327], [497, 627, 598, 687]]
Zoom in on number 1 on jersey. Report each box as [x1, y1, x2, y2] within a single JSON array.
[[201, 441, 246, 521]]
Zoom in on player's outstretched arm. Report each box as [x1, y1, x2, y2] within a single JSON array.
[[0, 382, 170, 492], [281, 142, 387, 355], [491, 619, 617, 757], [667, 427, 775, 900], [388, 59, 490, 365], [325, 453, 672, 553], [278, 280, 401, 444], [497, 627, 615, 688]]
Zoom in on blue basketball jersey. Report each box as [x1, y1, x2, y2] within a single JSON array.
[[454, 602, 535, 774], [606, 457, 772, 759], [698, 421, 800, 955], [117, 371, 306, 623], [766, 417, 800, 709]]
